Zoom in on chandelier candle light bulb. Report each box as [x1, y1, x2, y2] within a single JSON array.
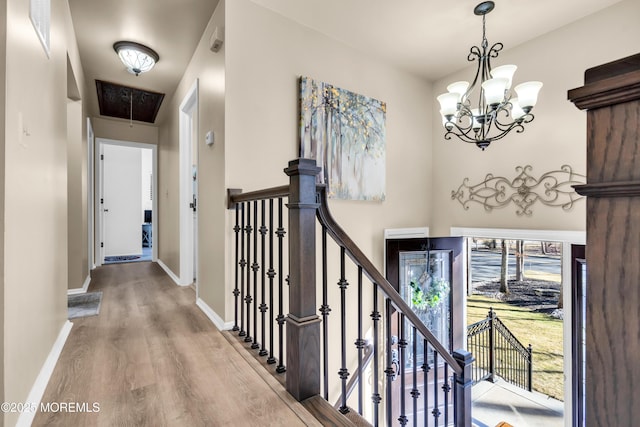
[[436, 1, 543, 150]]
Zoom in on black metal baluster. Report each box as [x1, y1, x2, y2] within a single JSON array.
[[432, 351, 440, 426], [244, 202, 253, 343], [443, 364, 450, 426], [258, 200, 268, 356], [232, 203, 240, 331], [275, 197, 286, 373], [528, 344, 533, 392], [398, 314, 408, 426], [252, 201, 259, 349], [422, 340, 430, 427], [384, 299, 394, 427], [239, 203, 246, 337], [267, 199, 277, 365], [320, 226, 331, 400], [371, 284, 381, 426], [355, 266, 366, 415], [410, 327, 419, 427], [338, 247, 350, 414]]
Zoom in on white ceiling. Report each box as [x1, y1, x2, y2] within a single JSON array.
[[249, 0, 623, 80], [68, 0, 220, 121], [69, 0, 622, 122]]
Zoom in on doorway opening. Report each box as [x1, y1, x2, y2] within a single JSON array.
[[453, 227, 584, 427], [96, 139, 157, 266]]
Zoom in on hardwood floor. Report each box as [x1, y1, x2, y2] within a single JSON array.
[[33, 262, 320, 427]]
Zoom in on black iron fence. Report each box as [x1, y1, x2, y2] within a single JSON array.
[[467, 308, 532, 391]]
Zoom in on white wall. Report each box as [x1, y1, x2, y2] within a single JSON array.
[[3, 0, 85, 424], [225, 0, 433, 291], [430, 0, 640, 236], [157, 1, 226, 315], [141, 148, 153, 222]]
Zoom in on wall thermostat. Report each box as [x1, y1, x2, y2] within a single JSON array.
[[205, 130, 215, 146]]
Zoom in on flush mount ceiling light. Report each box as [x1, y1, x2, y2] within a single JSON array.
[[113, 41, 159, 76], [437, 1, 543, 150]]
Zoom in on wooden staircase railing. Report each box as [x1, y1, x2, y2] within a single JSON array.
[[228, 158, 474, 426]]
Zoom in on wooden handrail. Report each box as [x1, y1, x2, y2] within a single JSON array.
[[315, 186, 463, 375], [227, 185, 290, 209]]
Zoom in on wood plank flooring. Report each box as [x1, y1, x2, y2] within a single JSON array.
[[33, 262, 320, 427]]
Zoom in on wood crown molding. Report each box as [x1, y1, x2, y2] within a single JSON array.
[[573, 181, 640, 197], [568, 69, 640, 110]]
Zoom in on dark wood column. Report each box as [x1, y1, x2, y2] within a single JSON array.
[[568, 53, 640, 427], [284, 158, 321, 401]]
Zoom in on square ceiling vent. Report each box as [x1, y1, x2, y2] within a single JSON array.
[[96, 80, 164, 124]]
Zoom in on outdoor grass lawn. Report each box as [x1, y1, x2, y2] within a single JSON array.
[[467, 295, 564, 401]]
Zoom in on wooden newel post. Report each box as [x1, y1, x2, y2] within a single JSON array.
[[284, 158, 322, 401], [453, 350, 474, 427]]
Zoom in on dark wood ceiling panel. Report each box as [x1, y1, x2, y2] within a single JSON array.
[[95, 80, 164, 124]]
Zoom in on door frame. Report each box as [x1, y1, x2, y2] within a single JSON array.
[[179, 79, 199, 288], [571, 244, 586, 427], [95, 138, 158, 266], [87, 118, 95, 270]]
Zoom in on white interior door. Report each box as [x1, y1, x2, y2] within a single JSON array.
[[103, 144, 142, 257]]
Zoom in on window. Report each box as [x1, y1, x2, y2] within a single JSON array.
[[30, 0, 50, 57]]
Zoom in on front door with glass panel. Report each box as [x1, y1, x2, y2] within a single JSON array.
[[399, 250, 452, 366], [385, 237, 464, 425]]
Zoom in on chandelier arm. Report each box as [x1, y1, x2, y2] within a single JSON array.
[[487, 42, 503, 60], [467, 46, 482, 62], [491, 105, 515, 129], [445, 121, 485, 145], [487, 123, 526, 143]]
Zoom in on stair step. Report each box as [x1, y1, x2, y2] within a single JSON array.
[[302, 395, 372, 427]]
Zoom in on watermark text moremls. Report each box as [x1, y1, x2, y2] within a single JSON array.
[[1, 401, 100, 413], [40, 402, 100, 413]]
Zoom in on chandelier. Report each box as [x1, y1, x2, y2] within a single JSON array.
[[437, 1, 542, 150], [113, 41, 159, 76]]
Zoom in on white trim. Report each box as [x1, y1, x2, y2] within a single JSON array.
[[87, 118, 95, 271], [179, 80, 199, 287], [196, 298, 234, 331], [383, 227, 430, 276], [383, 227, 429, 240], [67, 275, 90, 295], [450, 227, 585, 244], [95, 141, 104, 267], [157, 259, 187, 287], [96, 138, 158, 265], [16, 320, 73, 427]]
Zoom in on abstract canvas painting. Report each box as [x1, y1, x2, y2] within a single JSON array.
[[299, 76, 386, 201]]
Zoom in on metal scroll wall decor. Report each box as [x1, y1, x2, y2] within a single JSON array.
[[451, 165, 585, 216]]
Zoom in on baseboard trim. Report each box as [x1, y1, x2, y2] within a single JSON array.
[[157, 259, 185, 286], [16, 320, 73, 427], [67, 275, 91, 295], [196, 298, 233, 331]]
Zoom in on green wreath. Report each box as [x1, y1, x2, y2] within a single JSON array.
[[409, 279, 450, 310]]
